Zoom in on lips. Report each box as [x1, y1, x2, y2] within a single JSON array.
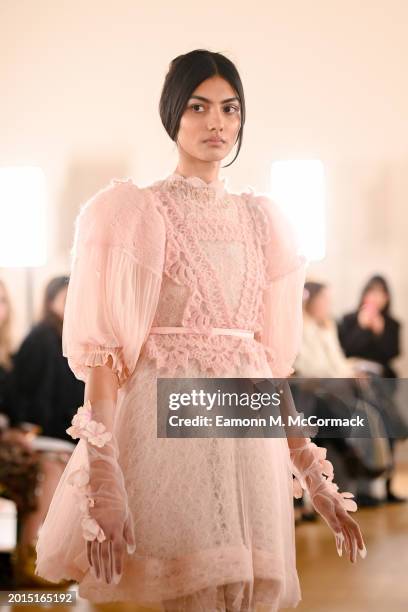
[[205, 138, 224, 144]]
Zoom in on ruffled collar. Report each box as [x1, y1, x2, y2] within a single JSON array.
[[165, 172, 227, 198]]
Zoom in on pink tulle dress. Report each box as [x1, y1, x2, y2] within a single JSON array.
[[35, 172, 308, 611]]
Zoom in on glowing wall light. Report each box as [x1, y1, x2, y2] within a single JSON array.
[[0, 166, 47, 267], [270, 160, 326, 262]]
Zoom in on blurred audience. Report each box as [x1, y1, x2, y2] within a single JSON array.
[[295, 281, 360, 378], [0, 276, 81, 587], [338, 274, 400, 378], [294, 280, 394, 514], [338, 274, 407, 503], [11, 276, 84, 442]]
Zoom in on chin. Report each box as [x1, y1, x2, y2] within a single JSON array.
[[195, 149, 231, 163]]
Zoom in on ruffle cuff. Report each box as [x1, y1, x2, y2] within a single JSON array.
[[66, 346, 131, 387]]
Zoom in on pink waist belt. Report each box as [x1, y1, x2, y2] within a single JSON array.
[[149, 326, 254, 339]]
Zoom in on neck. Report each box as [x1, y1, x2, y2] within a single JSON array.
[[174, 157, 221, 184]]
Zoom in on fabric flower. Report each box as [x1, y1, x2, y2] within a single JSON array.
[[85, 420, 112, 447], [67, 465, 90, 488], [66, 400, 112, 447], [289, 439, 358, 513], [66, 400, 92, 439], [81, 515, 106, 542], [66, 460, 107, 542]]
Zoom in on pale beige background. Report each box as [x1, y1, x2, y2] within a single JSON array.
[[1, 0, 407, 375]]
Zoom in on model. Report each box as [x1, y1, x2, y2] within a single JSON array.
[[35, 49, 366, 611]]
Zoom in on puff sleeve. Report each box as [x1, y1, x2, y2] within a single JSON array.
[[253, 194, 308, 378], [62, 179, 166, 387]]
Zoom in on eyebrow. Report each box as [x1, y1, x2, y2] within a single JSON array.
[[189, 95, 240, 104]]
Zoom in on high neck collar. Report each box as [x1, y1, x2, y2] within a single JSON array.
[[165, 172, 227, 197]]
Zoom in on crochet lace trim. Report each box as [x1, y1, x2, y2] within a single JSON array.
[[142, 333, 275, 377]]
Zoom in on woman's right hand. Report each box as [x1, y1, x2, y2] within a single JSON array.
[[85, 456, 136, 584]]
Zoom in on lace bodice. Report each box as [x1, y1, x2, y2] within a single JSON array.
[[141, 172, 274, 376], [149, 173, 268, 329], [62, 171, 306, 385]]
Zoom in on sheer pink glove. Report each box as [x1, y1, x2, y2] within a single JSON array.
[[289, 437, 367, 563], [66, 399, 136, 584]]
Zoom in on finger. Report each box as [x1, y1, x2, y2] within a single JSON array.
[[341, 513, 367, 559], [334, 531, 345, 557], [341, 523, 350, 554], [112, 538, 124, 584], [109, 540, 114, 582], [87, 541, 93, 568], [100, 540, 112, 584], [123, 514, 136, 554], [348, 520, 366, 560], [90, 541, 100, 580], [349, 518, 367, 557], [345, 524, 358, 563], [342, 525, 353, 562]]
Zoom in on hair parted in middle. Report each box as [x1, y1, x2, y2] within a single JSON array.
[[159, 49, 246, 168]]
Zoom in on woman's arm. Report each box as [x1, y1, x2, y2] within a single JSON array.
[[83, 356, 118, 432], [66, 357, 135, 583], [278, 380, 366, 563]]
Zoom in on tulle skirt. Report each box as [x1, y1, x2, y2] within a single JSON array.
[[35, 351, 301, 611]]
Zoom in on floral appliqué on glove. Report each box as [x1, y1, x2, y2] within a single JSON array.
[[66, 400, 112, 542]]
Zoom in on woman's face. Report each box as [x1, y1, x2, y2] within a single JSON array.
[[0, 284, 9, 326], [362, 285, 388, 312], [307, 287, 331, 323], [176, 75, 241, 164], [50, 286, 68, 320]]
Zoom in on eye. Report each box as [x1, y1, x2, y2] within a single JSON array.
[[189, 103, 205, 112], [224, 104, 240, 114]]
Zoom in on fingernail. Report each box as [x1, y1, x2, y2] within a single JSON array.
[[358, 544, 367, 559], [113, 572, 121, 585], [335, 533, 344, 557], [127, 543, 136, 554]]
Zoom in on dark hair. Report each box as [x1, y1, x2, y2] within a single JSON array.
[[41, 275, 70, 335], [303, 281, 327, 312], [159, 49, 246, 168], [358, 274, 391, 316]]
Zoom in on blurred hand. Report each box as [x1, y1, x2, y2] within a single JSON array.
[[357, 306, 375, 329], [371, 314, 384, 335]]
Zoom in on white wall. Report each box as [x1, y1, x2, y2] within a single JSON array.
[[1, 0, 407, 373]]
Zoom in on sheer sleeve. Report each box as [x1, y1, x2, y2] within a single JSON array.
[[62, 178, 166, 388], [252, 194, 308, 378]]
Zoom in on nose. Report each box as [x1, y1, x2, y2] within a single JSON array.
[[207, 106, 224, 132]]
